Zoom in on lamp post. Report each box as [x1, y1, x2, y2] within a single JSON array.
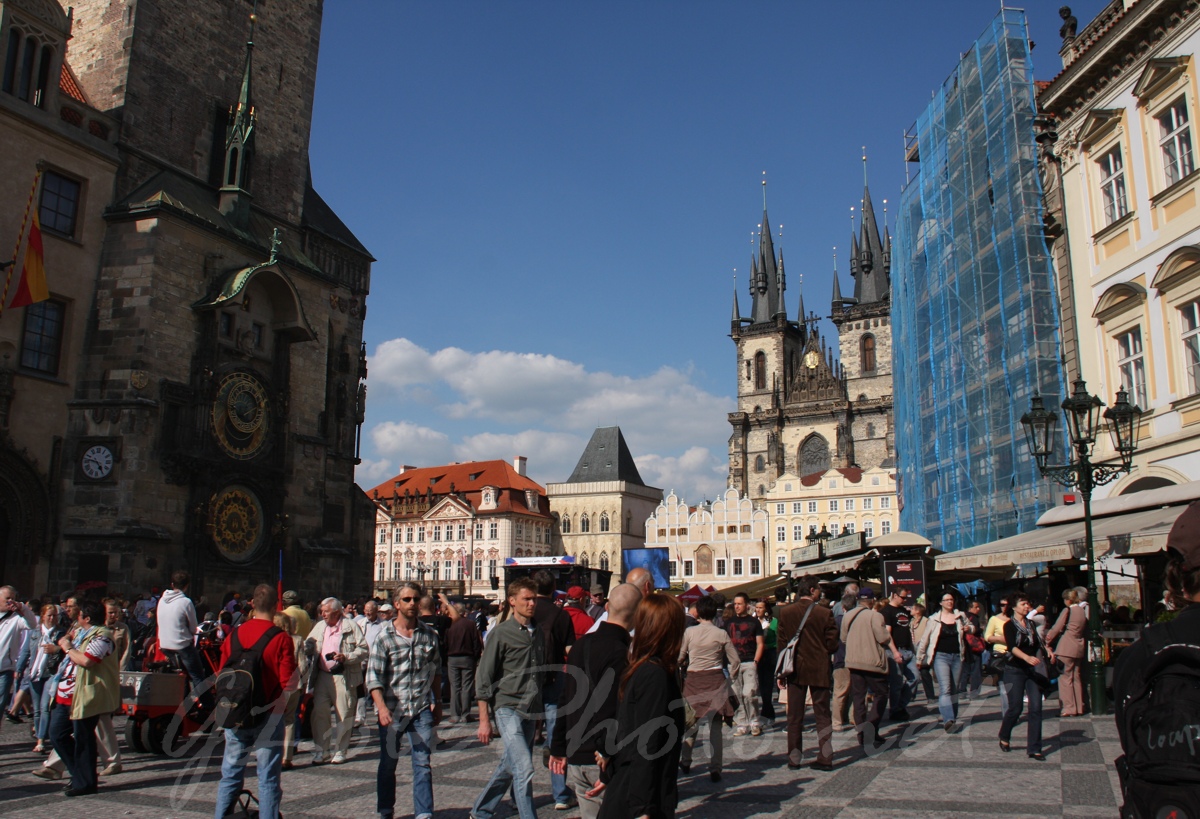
[[1020, 378, 1142, 715], [807, 525, 831, 560], [416, 562, 431, 588]]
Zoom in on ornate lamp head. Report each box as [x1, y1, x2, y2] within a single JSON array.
[[1103, 386, 1143, 470], [1061, 378, 1103, 453], [1021, 392, 1058, 473]]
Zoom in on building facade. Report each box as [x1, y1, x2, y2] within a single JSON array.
[[1, 0, 373, 600], [892, 8, 1067, 553], [369, 458, 556, 601], [1038, 0, 1200, 496], [547, 426, 661, 582], [647, 487, 769, 590], [728, 185, 895, 505]]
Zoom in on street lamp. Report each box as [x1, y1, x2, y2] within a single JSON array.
[[1020, 378, 1142, 715], [416, 562, 431, 587], [807, 524, 831, 559]]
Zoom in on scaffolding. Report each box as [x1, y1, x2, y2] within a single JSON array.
[[892, 8, 1065, 554]]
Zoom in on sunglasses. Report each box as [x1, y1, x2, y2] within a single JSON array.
[[398, 596, 419, 603]]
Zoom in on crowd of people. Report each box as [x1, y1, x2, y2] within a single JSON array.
[[2, 543, 1198, 819]]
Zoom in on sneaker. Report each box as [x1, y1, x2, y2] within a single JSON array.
[[311, 753, 327, 766], [555, 802, 575, 810], [331, 752, 347, 765], [6, 710, 23, 724], [733, 727, 749, 737], [100, 763, 122, 776], [750, 725, 763, 736], [32, 766, 62, 780]]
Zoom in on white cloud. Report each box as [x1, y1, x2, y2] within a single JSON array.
[[453, 430, 587, 485], [354, 457, 395, 486], [370, 421, 451, 465], [636, 446, 728, 503]]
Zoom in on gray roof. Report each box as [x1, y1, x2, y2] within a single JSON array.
[[852, 186, 889, 306], [566, 427, 646, 485]]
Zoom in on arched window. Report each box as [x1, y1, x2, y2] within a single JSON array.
[[754, 351, 767, 389], [861, 334, 876, 372], [561, 515, 571, 534], [755, 455, 765, 472], [599, 552, 610, 571], [580, 553, 590, 568], [2, 28, 20, 94], [580, 514, 591, 533], [798, 434, 831, 477], [599, 513, 610, 532]]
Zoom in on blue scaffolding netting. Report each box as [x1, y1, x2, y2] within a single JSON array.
[[893, 8, 1066, 554]]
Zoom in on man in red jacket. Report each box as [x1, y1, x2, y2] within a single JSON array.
[[212, 583, 297, 819], [563, 587, 595, 639]]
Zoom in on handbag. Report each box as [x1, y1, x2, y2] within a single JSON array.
[[964, 631, 986, 655], [983, 650, 1012, 676], [775, 602, 816, 681]]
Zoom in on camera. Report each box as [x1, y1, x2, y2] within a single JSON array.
[[325, 651, 344, 674]]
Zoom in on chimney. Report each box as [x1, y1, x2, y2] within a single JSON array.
[[514, 455, 528, 477], [397, 465, 415, 474]]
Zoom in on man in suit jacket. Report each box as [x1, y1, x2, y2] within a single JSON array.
[[305, 597, 369, 764], [1045, 588, 1089, 717], [775, 575, 841, 770]]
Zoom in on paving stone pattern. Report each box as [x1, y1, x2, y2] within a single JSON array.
[[0, 689, 1122, 818]]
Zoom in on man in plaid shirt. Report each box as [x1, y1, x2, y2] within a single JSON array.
[[366, 581, 442, 819]]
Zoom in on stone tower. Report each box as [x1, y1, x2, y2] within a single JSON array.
[[50, 0, 374, 600], [729, 183, 894, 503]]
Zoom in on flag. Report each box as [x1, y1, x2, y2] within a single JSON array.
[[9, 209, 47, 308]]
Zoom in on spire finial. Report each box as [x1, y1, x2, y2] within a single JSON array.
[[862, 146, 868, 188], [762, 171, 767, 210]]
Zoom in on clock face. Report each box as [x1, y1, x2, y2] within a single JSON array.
[[212, 372, 270, 460], [81, 445, 114, 479], [803, 350, 820, 369], [208, 485, 265, 564]]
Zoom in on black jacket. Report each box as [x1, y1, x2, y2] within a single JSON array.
[[549, 622, 631, 765], [597, 660, 686, 819]]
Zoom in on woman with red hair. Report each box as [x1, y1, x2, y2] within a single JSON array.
[[593, 594, 687, 819]]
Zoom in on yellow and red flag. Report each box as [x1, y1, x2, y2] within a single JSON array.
[[9, 209, 47, 308]]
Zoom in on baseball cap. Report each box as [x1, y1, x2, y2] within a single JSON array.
[[567, 585, 587, 601], [1167, 501, 1200, 571], [379, 602, 394, 612], [590, 584, 605, 596], [858, 588, 876, 600]]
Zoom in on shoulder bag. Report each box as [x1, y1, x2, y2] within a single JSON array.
[[775, 602, 816, 681]]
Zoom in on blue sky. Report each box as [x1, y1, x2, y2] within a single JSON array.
[[309, 1, 1109, 502]]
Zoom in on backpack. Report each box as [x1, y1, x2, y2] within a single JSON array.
[[1115, 619, 1200, 819], [212, 624, 282, 730]]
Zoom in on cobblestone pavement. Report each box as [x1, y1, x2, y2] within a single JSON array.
[[0, 689, 1122, 818]]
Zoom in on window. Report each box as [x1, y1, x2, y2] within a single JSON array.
[[454, 559, 462, 580], [792, 502, 802, 514], [684, 560, 694, 576], [19, 299, 64, 375], [580, 553, 589, 568], [580, 514, 590, 533], [733, 558, 744, 576], [754, 351, 766, 389], [828, 499, 839, 512], [515, 522, 523, 538], [378, 529, 386, 544], [716, 559, 727, 576], [777, 554, 786, 572], [880, 497, 891, 509], [755, 455, 765, 472], [392, 565, 401, 581], [793, 524, 803, 541], [750, 557, 761, 575], [488, 558, 497, 579], [406, 526, 414, 542], [871, 476, 881, 486], [599, 513, 610, 532], [599, 552, 609, 571], [405, 561, 413, 579], [474, 559, 482, 581], [776, 503, 785, 515], [829, 523, 839, 536], [844, 522, 855, 534], [40, 171, 80, 237], [432, 563, 440, 581], [417, 528, 425, 542], [1117, 328, 1148, 407], [432, 525, 441, 542], [862, 497, 873, 510], [457, 523, 466, 541], [1098, 146, 1129, 225], [741, 525, 751, 533], [807, 501, 818, 513], [809, 524, 817, 535], [864, 520, 874, 538], [1183, 301, 1200, 394], [669, 561, 678, 578], [3, 30, 54, 108], [1159, 98, 1194, 186], [475, 522, 483, 539], [861, 334, 876, 372], [561, 515, 571, 534], [881, 519, 892, 535], [377, 564, 385, 582], [489, 521, 498, 539], [678, 527, 687, 536], [219, 312, 234, 337], [844, 498, 855, 512], [776, 526, 785, 542]]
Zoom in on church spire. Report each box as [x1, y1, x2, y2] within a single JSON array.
[[855, 185, 890, 305], [219, 5, 258, 222], [749, 177, 782, 324]]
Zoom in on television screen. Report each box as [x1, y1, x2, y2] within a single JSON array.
[[622, 547, 671, 589]]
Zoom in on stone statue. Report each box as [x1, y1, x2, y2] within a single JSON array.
[[1059, 6, 1077, 42]]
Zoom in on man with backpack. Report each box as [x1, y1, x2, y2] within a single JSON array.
[[211, 583, 297, 819]]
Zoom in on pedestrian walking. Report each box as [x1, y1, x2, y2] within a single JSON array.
[[0, 585, 38, 735], [272, 612, 308, 771], [755, 599, 778, 723], [776, 575, 840, 771], [157, 571, 213, 715], [22, 604, 66, 754], [367, 581, 442, 819], [679, 595, 738, 781], [586, 586, 607, 621], [281, 590, 313, 639], [1045, 588, 1087, 717], [882, 589, 916, 722], [958, 600, 985, 699], [563, 586, 596, 639], [306, 597, 369, 765], [212, 584, 297, 819], [472, 577, 544, 819], [998, 594, 1050, 760], [841, 588, 901, 748], [530, 569, 577, 810], [916, 591, 974, 732], [446, 603, 483, 723], [549, 583, 641, 819], [908, 603, 937, 701], [725, 592, 764, 735], [830, 585, 857, 731]]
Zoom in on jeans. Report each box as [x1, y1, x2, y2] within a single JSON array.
[[473, 707, 537, 819], [49, 704, 100, 791], [541, 672, 571, 804], [758, 648, 777, 720], [377, 709, 434, 819], [163, 644, 214, 712], [888, 649, 916, 716], [31, 677, 52, 740], [213, 716, 285, 819], [932, 652, 963, 723], [999, 668, 1043, 755], [850, 670, 888, 743], [447, 656, 476, 721], [0, 670, 13, 727], [958, 653, 983, 698]]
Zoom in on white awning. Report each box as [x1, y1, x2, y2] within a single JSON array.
[[794, 550, 877, 576]]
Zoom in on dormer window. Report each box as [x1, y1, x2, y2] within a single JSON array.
[[524, 489, 537, 511]]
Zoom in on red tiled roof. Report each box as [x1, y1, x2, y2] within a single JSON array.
[[367, 460, 550, 519], [799, 467, 887, 487], [59, 63, 87, 104]]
